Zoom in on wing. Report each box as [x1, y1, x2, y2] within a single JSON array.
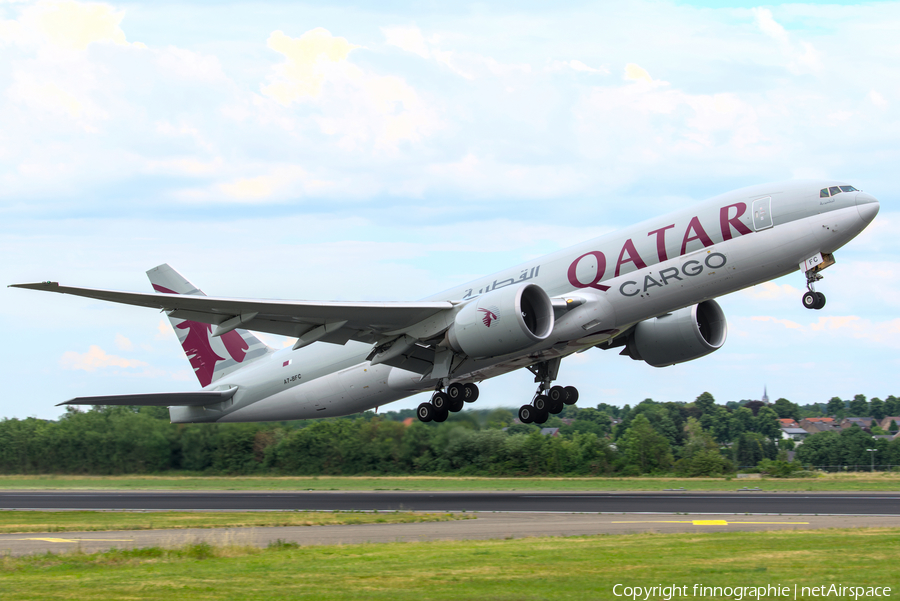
[[10, 281, 455, 348]]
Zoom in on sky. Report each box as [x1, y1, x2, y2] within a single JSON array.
[[1, 0, 898, 421]]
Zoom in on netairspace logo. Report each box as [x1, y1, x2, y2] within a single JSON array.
[[612, 583, 893, 601]]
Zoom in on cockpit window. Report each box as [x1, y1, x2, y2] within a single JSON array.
[[829, 186, 841, 196], [839, 185, 858, 193], [820, 188, 830, 198]]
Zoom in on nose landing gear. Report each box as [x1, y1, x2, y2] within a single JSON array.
[[800, 252, 834, 310]]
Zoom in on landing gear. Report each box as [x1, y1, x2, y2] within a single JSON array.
[[801, 255, 830, 310], [802, 290, 826, 310], [518, 358, 579, 426], [416, 383, 480, 422]]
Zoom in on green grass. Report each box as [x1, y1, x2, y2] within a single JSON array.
[[1, 528, 898, 600], [1, 472, 899, 491], [0, 510, 468, 534]]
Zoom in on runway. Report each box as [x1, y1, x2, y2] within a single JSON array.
[[4, 512, 900, 557], [2, 490, 899, 515]]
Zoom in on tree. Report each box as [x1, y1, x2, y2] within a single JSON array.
[[619, 414, 673, 474], [733, 432, 776, 467], [676, 417, 730, 476], [849, 394, 868, 417], [884, 396, 900, 417], [869, 397, 886, 420], [753, 407, 782, 440], [694, 392, 716, 416], [889, 420, 899, 434], [826, 397, 845, 416], [772, 398, 801, 421]]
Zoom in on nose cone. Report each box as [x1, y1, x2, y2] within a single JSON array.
[[855, 192, 880, 225]]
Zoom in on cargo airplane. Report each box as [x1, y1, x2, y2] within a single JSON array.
[[11, 180, 879, 424]]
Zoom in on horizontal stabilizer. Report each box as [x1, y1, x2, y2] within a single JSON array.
[[57, 388, 238, 407]]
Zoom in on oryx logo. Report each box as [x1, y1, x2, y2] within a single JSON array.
[[479, 306, 500, 327]]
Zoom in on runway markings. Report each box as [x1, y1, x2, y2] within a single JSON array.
[[14, 537, 133, 543], [612, 520, 810, 526]]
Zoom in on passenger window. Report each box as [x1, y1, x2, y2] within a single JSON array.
[[820, 188, 830, 198], [829, 186, 841, 196]]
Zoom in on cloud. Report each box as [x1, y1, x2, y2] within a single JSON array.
[[382, 24, 430, 59], [750, 316, 803, 330], [742, 281, 802, 301], [750, 314, 900, 348], [624, 63, 655, 83], [9, 0, 145, 51], [261, 28, 360, 104], [60, 345, 148, 371], [113, 333, 133, 351], [750, 7, 820, 73]]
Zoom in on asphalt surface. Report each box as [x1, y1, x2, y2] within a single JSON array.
[[1, 490, 899, 514], [5, 512, 899, 557]]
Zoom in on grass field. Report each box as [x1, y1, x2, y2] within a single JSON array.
[[2, 527, 898, 600], [0, 510, 467, 534], [1, 472, 899, 492]]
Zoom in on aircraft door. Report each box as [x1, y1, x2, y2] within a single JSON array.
[[752, 196, 773, 231]]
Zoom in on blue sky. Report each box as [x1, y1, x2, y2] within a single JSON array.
[[1, 0, 898, 420]]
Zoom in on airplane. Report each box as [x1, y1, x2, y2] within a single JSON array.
[[10, 180, 879, 425]]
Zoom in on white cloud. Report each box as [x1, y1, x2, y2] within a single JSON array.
[[261, 28, 360, 104], [60, 345, 148, 371], [10, 0, 145, 50], [382, 24, 430, 59], [113, 333, 133, 351], [751, 7, 821, 73], [742, 281, 802, 301]]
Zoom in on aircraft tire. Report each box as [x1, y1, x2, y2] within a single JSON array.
[[548, 397, 564, 415], [448, 396, 465, 413], [533, 408, 550, 424], [564, 386, 579, 405], [533, 395, 549, 412], [548, 386, 567, 403], [518, 405, 535, 424], [447, 382, 466, 401], [417, 402, 435, 422], [802, 291, 818, 309], [432, 392, 450, 411], [464, 383, 479, 403], [815, 292, 826, 310], [433, 408, 449, 423]]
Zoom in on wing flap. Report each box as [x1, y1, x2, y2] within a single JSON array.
[[57, 388, 238, 407]]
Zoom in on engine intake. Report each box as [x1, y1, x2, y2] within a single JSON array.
[[448, 283, 554, 359], [624, 299, 727, 367]]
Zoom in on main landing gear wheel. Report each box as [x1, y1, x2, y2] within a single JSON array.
[[446, 382, 466, 401], [433, 408, 449, 422], [417, 402, 434, 423], [519, 405, 535, 424], [563, 386, 579, 405], [431, 391, 450, 412], [464, 383, 479, 403]]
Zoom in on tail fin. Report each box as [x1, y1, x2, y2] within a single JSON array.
[[147, 264, 273, 388]]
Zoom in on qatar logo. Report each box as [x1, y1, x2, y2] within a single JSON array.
[[479, 306, 500, 327]]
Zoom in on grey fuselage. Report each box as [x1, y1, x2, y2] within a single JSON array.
[[170, 180, 879, 423]]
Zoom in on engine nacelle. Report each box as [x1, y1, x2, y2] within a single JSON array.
[[447, 283, 554, 359], [624, 299, 727, 367]]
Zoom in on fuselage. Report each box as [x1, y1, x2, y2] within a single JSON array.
[[170, 180, 879, 423]]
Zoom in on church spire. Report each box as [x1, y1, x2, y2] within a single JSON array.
[[762, 386, 769, 405]]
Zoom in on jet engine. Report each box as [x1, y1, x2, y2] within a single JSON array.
[[447, 283, 554, 359], [623, 299, 727, 367]]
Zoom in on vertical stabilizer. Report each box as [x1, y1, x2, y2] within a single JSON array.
[[147, 264, 273, 387]]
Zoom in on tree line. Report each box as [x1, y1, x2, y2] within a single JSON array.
[[1, 392, 898, 476]]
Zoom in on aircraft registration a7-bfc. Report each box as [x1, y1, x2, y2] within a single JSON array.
[[12, 180, 879, 424]]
